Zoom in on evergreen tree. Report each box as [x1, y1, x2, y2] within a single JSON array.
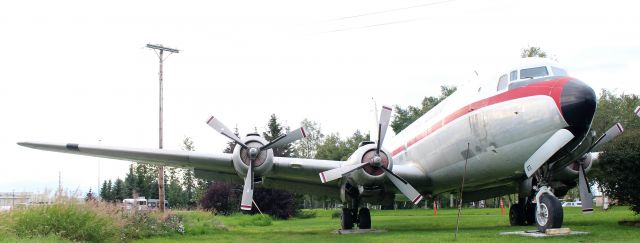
[[182, 137, 197, 209], [262, 114, 294, 157], [100, 180, 109, 200], [223, 128, 240, 153], [124, 165, 137, 199], [112, 178, 126, 202], [521, 46, 548, 58], [106, 179, 113, 202]]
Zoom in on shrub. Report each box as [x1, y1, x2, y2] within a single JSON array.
[[238, 214, 273, 226], [200, 182, 241, 215], [12, 203, 118, 242], [295, 210, 317, 219], [331, 211, 341, 219], [251, 188, 298, 219]]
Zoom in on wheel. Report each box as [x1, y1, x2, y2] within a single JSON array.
[[341, 208, 354, 230], [358, 208, 371, 229], [536, 194, 563, 232], [509, 204, 525, 226], [525, 203, 536, 225]]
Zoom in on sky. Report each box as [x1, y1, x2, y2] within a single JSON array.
[[1, 0, 639, 194]]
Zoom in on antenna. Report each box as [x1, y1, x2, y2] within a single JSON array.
[[455, 142, 470, 240]]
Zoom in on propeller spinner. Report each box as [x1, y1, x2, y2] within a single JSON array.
[[318, 106, 423, 204], [207, 116, 307, 210]]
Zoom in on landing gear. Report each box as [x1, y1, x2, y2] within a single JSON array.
[[340, 207, 372, 230], [358, 208, 371, 229], [509, 203, 525, 226], [535, 193, 563, 232], [341, 208, 355, 230], [509, 198, 537, 226]]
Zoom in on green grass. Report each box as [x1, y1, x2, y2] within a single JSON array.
[[134, 206, 640, 243]]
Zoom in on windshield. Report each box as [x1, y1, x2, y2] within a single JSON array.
[[520, 66, 549, 79]]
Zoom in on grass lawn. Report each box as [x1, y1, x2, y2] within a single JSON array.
[[135, 206, 640, 243]]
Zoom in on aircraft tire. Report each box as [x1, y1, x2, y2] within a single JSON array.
[[525, 203, 537, 225], [341, 208, 354, 230], [358, 208, 371, 229], [509, 204, 525, 226], [536, 194, 563, 232]]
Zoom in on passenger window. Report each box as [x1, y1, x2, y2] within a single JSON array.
[[520, 66, 549, 79], [510, 70, 517, 81], [551, 66, 568, 76], [497, 74, 508, 91]]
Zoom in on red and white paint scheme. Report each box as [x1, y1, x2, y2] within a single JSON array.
[[635, 106, 640, 118], [18, 58, 623, 232]]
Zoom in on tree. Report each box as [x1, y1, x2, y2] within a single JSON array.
[[223, 128, 240, 153], [294, 119, 324, 159], [85, 189, 96, 202], [315, 131, 370, 161], [262, 114, 294, 157], [166, 167, 186, 208], [182, 137, 198, 209], [110, 179, 125, 202], [252, 188, 298, 219], [521, 46, 547, 58], [391, 86, 457, 133], [594, 129, 640, 214], [591, 90, 640, 135], [100, 180, 109, 200]]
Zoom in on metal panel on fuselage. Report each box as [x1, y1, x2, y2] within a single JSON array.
[[390, 89, 568, 195]]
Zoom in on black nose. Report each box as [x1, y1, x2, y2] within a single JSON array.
[[561, 79, 596, 136]]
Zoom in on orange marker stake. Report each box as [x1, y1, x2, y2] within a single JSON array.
[[500, 198, 505, 216], [433, 200, 437, 216]]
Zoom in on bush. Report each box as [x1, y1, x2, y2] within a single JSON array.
[[11, 203, 118, 242], [251, 188, 298, 219], [200, 182, 241, 215], [295, 210, 317, 219], [331, 211, 341, 219], [237, 214, 273, 226], [4, 200, 185, 242]]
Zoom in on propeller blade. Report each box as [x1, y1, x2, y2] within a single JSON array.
[[376, 106, 392, 154], [260, 127, 307, 151], [590, 123, 624, 152], [240, 159, 254, 211], [578, 162, 594, 213], [206, 116, 247, 148], [319, 163, 367, 183], [381, 166, 423, 204], [635, 106, 640, 118]]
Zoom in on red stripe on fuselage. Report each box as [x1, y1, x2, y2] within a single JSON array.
[[391, 78, 570, 156]]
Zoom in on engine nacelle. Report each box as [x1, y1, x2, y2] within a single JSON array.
[[553, 153, 594, 181], [231, 133, 274, 178], [346, 143, 393, 186]]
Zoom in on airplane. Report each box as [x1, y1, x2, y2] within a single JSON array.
[[18, 57, 624, 232]]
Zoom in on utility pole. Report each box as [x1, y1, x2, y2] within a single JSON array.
[[146, 43, 179, 212]]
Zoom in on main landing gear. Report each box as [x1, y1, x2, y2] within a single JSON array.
[[509, 186, 564, 232], [341, 198, 371, 230]]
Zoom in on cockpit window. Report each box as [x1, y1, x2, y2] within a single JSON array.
[[510, 70, 517, 81], [551, 66, 567, 76], [497, 74, 508, 91], [520, 66, 549, 79]]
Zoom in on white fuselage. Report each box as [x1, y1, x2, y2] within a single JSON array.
[[387, 59, 579, 195]]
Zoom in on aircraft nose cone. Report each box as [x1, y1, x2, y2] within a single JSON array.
[[561, 79, 596, 135]]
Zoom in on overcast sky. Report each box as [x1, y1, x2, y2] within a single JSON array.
[[1, 0, 638, 194]]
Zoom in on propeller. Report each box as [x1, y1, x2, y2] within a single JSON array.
[[576, 123, 624, 213], [318, 106, 423, 205], [207, 116, 307, 210], [635, 106, 640, 118]]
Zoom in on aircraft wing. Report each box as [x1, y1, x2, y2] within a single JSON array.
[[17, 141, 343, 189]]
